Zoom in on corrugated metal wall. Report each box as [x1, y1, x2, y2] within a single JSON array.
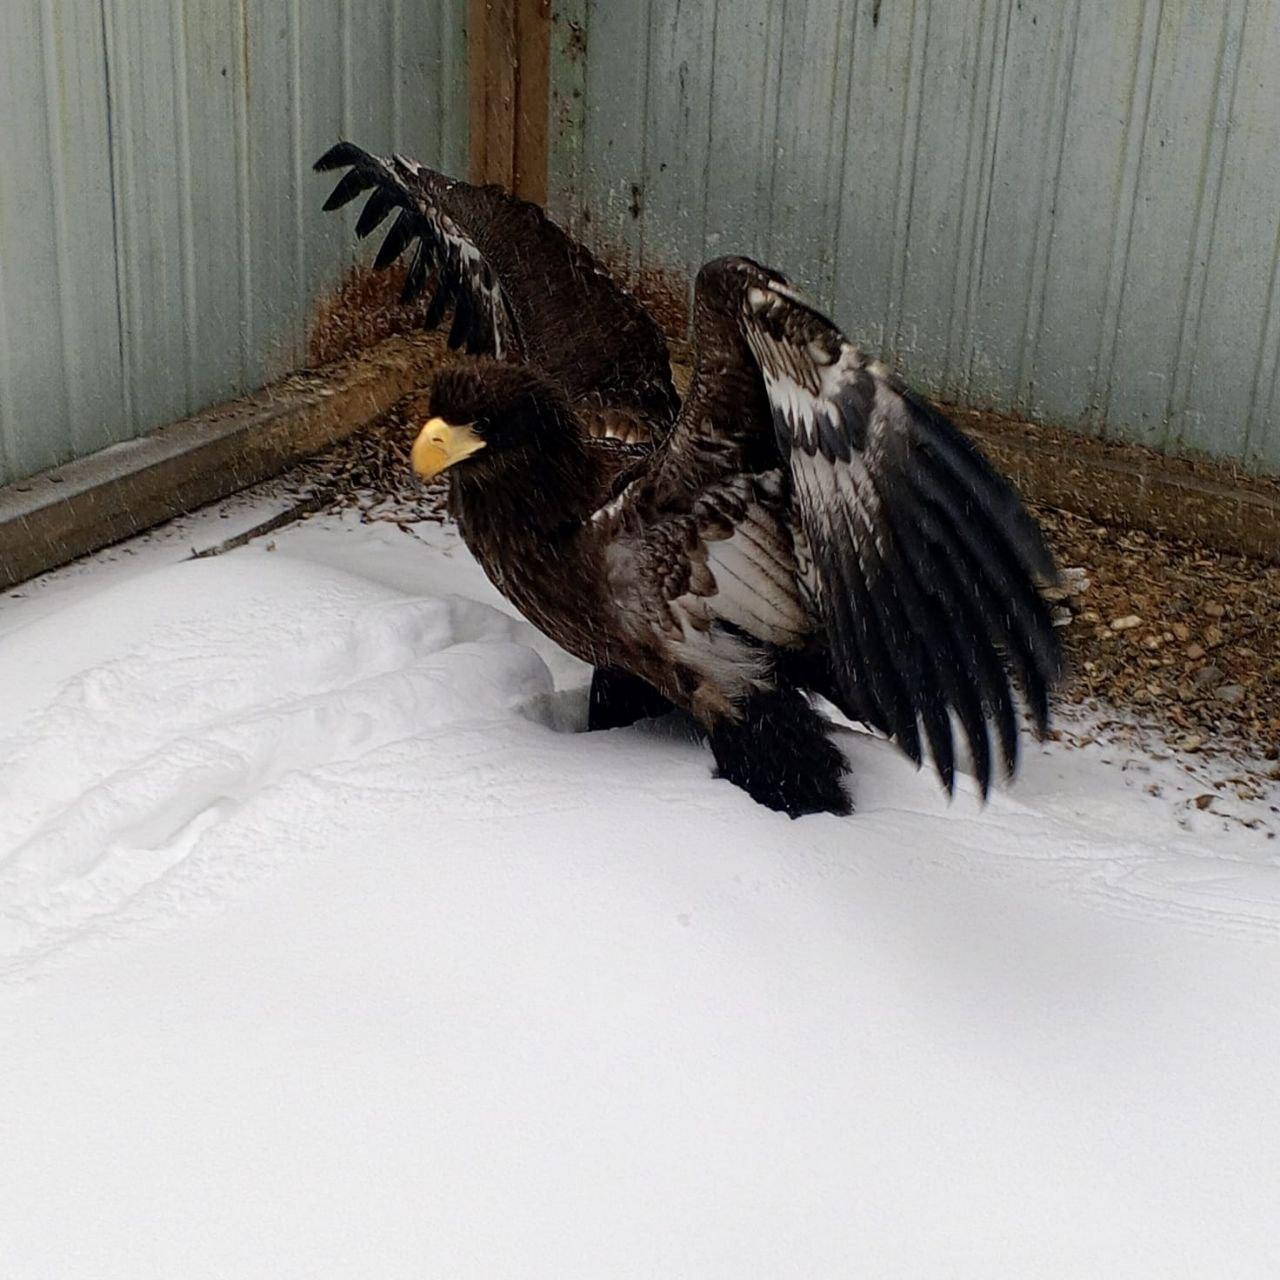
[[550, 0, 1280, 472], [0, 0, 468, 487]]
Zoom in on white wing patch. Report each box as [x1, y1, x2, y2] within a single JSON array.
[[327, 147, 514, 360], [743, 324, 863, 457], [590, 480, 638, 531], [702, 514, 809, 644], [427, 207, 512, 359], [765, 369, 822, 450], [743, 304, 893, 565]]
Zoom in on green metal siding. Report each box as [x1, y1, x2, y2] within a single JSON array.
[[550, 0, 1280, 472], [0, 0, 468, 486]]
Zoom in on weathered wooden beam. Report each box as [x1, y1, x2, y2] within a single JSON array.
[[0, 334, 444, 590], [470, 0, 550, 200], [470, 0, 517, 188], [469, 0, 490, 181], [950, 405, 1280, 565], [513, 0, 552, 205]]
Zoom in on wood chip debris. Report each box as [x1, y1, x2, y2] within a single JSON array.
[[285, 398, 449, 528]]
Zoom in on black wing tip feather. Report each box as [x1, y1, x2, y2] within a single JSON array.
[[312, 139, 508, 356], [313, 140, 373, 173], [320, 170, 365, 212], [905, 389, 1060, 586], [903, 399, 1066, 716]]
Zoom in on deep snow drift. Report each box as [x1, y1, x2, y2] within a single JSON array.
[[2, 504, 1279, 1278]]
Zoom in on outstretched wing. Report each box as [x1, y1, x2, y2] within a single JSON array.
[[317, 144, 514, 358], [315, 142, 679, 423], [650, 256, 1063, 794]]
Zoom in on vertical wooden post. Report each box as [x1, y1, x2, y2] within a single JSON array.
[[512, 0, 551, 205], [469, 0, 551, 204], [469, 0, 515, 189]]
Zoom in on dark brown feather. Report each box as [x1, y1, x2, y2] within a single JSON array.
[[316, 143, 678, 427]]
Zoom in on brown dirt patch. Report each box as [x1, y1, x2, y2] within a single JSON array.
[[307, 263, 439, 368], [1035, 502, 1280, 770]]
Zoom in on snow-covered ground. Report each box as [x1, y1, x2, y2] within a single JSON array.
[[2, 495, 1279, 1278]]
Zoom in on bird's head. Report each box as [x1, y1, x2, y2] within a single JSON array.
[[412, 361, 579, 484]]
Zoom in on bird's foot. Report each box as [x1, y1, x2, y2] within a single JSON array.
[[587, 667, 676, 731], [708, 688, 852, 818]]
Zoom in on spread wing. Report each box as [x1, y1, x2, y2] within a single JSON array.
[[314, 142, 679, 423], [630, 255, 1064, 794]]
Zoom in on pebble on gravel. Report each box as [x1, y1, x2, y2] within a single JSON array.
[[1034, 503, 1280, 782]]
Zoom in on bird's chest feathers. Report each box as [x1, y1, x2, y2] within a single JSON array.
[[451, 485, 609, 662]]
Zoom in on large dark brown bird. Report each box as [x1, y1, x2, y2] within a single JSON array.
[[316, 142, 1062, 817]]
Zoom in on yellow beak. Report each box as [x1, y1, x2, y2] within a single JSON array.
[[411, 417, 487, 480]]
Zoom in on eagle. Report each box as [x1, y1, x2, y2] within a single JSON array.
[[315, 142, 1062, 817]]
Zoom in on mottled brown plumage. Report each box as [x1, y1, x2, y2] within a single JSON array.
[[317, 144, 1063, 816]]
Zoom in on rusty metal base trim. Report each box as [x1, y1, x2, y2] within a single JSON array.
[[0, 334, 441, 590]]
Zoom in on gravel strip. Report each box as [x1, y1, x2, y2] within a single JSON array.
[[1035, 502, 1279, 782]]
